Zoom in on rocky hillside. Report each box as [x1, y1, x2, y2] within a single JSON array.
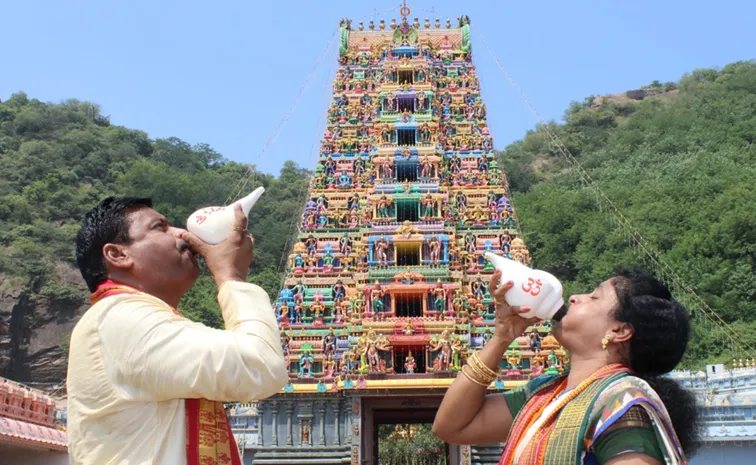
[[0, 93, 310, 389]]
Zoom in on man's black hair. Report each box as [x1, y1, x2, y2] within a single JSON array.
[[75, 197, 152, 292]]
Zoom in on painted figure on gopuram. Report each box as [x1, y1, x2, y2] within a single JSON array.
[[274, 9, 563, 393]]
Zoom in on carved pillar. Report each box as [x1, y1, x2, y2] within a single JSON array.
[[257, 403, 265, 446], [345, 400, 353, 444], [318, 401, 327, 446], [332, 400, 342, 446], [285, 401, 294, 446], [270, 401, 279, 446]]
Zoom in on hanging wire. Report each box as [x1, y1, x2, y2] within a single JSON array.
[[275, 53, 338, 289], [223, 30, 339, 206], [476, 30, 755, 358]]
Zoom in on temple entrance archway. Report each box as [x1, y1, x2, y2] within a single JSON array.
[[362, 395, 459, 465]]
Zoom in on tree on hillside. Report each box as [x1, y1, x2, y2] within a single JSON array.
[[499, 60, 756, 366]]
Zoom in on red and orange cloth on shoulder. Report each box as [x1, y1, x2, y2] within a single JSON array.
[[91, 280, 241, 465]]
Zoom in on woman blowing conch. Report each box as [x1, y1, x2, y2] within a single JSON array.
[[433, 269, 700, 465]]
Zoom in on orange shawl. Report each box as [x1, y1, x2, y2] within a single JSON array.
[[91, 280, 242, 465]]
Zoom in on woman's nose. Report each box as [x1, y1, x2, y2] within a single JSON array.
[[569, 295, 578, 305]]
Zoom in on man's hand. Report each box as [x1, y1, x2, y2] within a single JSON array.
[[181, 204, 255, 288], [488, 270, 540, 343]]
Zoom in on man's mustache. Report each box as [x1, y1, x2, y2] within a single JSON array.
[[177, 240, 196, 256]]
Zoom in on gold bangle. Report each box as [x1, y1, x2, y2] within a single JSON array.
[[472, 351, 498, 377], [468, 363, 496, 384], [470, 351, 498, 379], [461, 365, 491, 387], [467, 357, 495, 383]]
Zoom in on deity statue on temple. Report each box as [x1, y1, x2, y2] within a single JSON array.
[[332, 280, 346, 303], [420, 154, 433, 178], [322, 250, 335, 271], [510, 237, 531, 265], [422, 193, 435, 218], [506, 349, 522, 376], [324, 155, 336, 176], [323, 355, 336, 380], [305, 234, 318, 257], [348, 192, 361, 210], [477, 155, 489, 173], [455, 191, 467, 210], [471, 277, 486, 299], [404, 352, 417, 374], [530, 352, 545, 378], [377, 195, 392, 218], [450, 154, 462, 175], [432, 279, 446, 314], [464, 232, 476, 254], [309, 297, 325, 323], [338, 170, 353, 189], [546, 350, 561, 375], [430, 330, 453, 371], [293, 301, 303, 324], [360, 330, 391, 372], [427, 234, 442, 263], [278, 301, 290, 325], [451, 335, 468, 369], [417, 91, 428, 111], [397, 220, 419, 238], [292, 280, 306, 301], [339, 233, 352, 255], [375, 235, 390, 265], [353, 157, 366, 175], [323, 328, 337, 358], [499, 233, 512, 255], [298, 351, 314, 378], [370, 281, 386, 316], [348, 209, 359, 228], [385, 92, 396, 112]]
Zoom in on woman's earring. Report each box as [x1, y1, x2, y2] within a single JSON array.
[[601, 337, 609, 350]]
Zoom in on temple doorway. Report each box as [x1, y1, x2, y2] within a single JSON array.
[[362, 396, 458, 465]]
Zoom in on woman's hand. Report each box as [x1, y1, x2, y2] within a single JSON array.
[[488, 270, 541, 343]]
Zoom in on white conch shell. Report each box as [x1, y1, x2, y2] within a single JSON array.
[[186, 187, 265, 245], [484, 252, 564, 320]]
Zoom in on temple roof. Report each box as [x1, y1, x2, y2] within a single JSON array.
[[0, 416, 67, 451]]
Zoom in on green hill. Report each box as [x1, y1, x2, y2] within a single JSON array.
[[0, 60, 753, 385], [500, 60, 756, 366], [0, 93, 310, 384]]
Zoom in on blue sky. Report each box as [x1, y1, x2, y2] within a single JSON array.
[[1, 0, 754, 175]]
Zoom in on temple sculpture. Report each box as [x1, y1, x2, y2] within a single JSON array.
[[249, 10, 565, 465]]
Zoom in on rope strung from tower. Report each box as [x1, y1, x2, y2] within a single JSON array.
[[477, 30, 756, 357]]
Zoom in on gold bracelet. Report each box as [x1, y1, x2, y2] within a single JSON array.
[[471, 351, 498, 377], [467, 365, 496, 384], [461, 365, 491, 387], [466, 352, 497, 383], [467, 357, 496, 383], [470, 351, 498, 379]]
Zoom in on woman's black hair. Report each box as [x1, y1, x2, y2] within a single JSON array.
[[611, 268, 701, 457]]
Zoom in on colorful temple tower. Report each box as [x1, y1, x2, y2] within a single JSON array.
[[251, 9, 567, 465]]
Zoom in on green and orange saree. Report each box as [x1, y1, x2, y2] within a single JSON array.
[[500, 364, 686, 465]]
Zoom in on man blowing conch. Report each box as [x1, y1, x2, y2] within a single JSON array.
[[66, 197, 288, 465]]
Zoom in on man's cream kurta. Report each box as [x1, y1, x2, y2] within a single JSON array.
[[66, 281, 288, 465]]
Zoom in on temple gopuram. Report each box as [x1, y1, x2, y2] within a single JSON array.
[[0, 376, 67, 463], [250, 9, 567, 465]]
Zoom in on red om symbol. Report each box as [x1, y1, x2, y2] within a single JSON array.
[[521, 278, 543, 296]]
